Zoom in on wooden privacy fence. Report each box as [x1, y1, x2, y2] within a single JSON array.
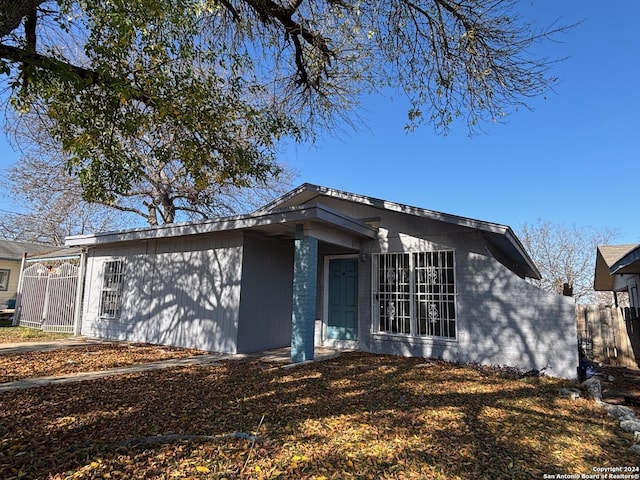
[[576, 305, 640, 369], [17, 261, 80, 333]]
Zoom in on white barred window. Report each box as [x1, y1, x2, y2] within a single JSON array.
[[99, 260, 125, 318], [373, 251, 456, 339]]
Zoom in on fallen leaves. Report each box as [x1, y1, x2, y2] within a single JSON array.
[[0, 343, 205, 383], [0, 352, 637, 479]]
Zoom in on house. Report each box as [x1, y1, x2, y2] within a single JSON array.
[[594, 244, 640, 308], [66, 184, 578, 378], [0, 239, 55, 307], [583, 245, 640, 368]]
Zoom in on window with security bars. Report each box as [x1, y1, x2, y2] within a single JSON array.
[[373, 251, 456, 339], [99, 260, 125, 318]]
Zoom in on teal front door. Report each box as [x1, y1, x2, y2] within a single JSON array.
[[327, 258, 358, 340]]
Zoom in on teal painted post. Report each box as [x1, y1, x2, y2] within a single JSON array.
[[291, 226, 318, 363]]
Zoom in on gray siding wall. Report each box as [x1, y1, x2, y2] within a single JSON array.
[[312, 199, 577, 378], [81, 232, 244, 353], [236, 234, 294, 353], [455, 250, 577, 378]]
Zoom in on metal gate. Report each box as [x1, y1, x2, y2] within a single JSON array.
[[18, 261, 80, 333]]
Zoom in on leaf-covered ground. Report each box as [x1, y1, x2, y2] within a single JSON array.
[[1, 352, 638, 479], [0, 343, 205, 383]]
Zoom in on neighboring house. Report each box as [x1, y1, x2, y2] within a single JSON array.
[[0, 239, 55, 306], [594, 244, 640, 307], [66, 184, 578, 378]]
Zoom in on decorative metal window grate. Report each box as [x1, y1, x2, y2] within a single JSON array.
[[99, 260, 125, 319], [373, 251, 456, 339], [375, 253, 411, 334]]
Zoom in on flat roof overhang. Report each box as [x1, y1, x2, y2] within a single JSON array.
[[65, 204, 378, 249]]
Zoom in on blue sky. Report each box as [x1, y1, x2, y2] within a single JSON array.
[[283, 1, 640, 243], [0, 1, 638, 242]]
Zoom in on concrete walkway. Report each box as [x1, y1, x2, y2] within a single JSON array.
[[0, 339, 344, 393], [0, 353, 229, 393]]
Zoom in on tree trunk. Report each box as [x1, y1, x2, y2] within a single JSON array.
[[0, 0, 45, 38]]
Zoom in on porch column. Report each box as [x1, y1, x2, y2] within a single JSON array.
[[291, 224, 318, 363]]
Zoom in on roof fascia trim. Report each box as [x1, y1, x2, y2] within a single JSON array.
[[611, 245, 640, 274], [261, 183, 510, 234], [65, 203, 376, 246], [253, 183, 315, 213], [503, 228, 541, 279]]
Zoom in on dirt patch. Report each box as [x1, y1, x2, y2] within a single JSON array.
[[597, 364, 640, 405]]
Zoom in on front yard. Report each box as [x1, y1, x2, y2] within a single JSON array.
[[0, 325, 71, 343], [0, 343, 638, 479], [0, 342, 206, 384]]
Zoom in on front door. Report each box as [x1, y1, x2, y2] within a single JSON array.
[[327, 258, 358, 340]]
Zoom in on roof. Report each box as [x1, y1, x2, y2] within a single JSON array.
[[258, 184, 541, 279], [25, 247, 84, 262], [594, 244, 640, 291], [611, 245, 640, 275], [0, 239, 56, 262], [66, 203, 378, 246], [65, 183, 540, 279]]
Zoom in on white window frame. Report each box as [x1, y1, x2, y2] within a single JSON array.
[[0, 269, 9, 291], [99, 259, 125, 319], [372, 250, 457, 340]]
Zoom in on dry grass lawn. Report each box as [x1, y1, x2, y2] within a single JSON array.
[[0, 348, 638, 479], [0, 326, 71, 343]]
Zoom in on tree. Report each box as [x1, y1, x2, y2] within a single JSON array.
[[3, 0, 303, 222], [103, 162, 300, 224], [1, 1, 571, 223], [3, 108, 299, 227], [1, 150, 298, 236], [0, 154, 130, 245], [0, 108, 134, 242], [518, 220, 618, 304]]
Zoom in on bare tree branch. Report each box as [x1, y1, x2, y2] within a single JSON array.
[[518, 220, 619, 304]]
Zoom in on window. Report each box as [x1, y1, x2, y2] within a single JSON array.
[[99, 260, 125, 318], [0, 269, 9, 291], [373, 251, 456, 339]]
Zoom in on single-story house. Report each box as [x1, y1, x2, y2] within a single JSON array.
[[66, 184, 578, 378], [0, 239, 55, 307], [594, 244, 640, 307]]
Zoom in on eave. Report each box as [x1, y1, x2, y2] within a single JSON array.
[[66, 204, 378, 247]]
